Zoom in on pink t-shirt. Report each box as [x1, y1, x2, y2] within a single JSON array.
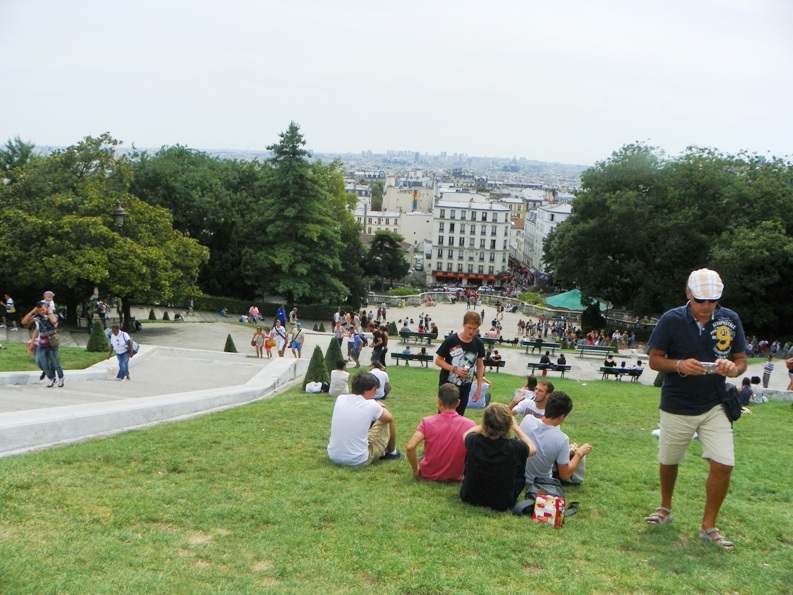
[[416, 410, 476, 481]]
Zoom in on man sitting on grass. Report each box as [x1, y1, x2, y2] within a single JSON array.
[[405, 384, 476, 481], [327, 371, 403, 466], [511, 379, 553, 420], [519, 391, 592, 487]]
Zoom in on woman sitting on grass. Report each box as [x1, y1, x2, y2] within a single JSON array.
[[460, 403, 536, 512]]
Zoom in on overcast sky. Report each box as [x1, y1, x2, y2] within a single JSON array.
[[1, 0, 790, 165]]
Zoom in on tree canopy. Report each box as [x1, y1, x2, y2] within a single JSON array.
[[543, 144, 793, 335], [0, 134, 208, 323], [364, 230, 410, 289]]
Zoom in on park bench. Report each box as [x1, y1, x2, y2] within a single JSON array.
[[599, 367, 644, 382], [521, 340, 560, 355], [526, 362, 572, 378], [480, 337, 499, 347], [391, 352, 434, 367], [398, 330, 438, 346], [483, 358, 506, 372], [577, 344, 617, 358]]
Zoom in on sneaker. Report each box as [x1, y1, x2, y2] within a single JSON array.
[[39, 372, 46, 381], [9, 328, 18, 332], [47, 379, 56, 388], [0, 324, 5, 328], [58, 378, 64, 388], [380, 450, 405, 461]]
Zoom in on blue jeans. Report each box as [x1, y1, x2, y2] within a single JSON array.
[[115, 351, 130, 379], [35, 345, 54, 379], [41, 346, 64, 379]]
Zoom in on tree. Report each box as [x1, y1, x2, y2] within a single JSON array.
[[0, 134, 208, 327], [543, 144, 793, 335], [303, 345, 330, 389], [0, 136, 36, 183], [86, 320, 109, 352], [371, 180, 384, 210], [363, 231, 410, 289], [241, 122, 347, 304], [324, 337, 344, 377]]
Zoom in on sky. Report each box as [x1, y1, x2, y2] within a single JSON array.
[[1, 0, 791, 165]]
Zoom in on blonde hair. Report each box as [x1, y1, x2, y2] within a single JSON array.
[[481, 402, 512, 440]]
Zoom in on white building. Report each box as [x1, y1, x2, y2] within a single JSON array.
[[523, 203, 572, 272], [429, 193, 511, 287]]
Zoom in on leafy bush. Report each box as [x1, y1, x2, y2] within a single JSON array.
[[388, 287, 420, 297], [388, 321, 398, 336], [517, 291, 544, 305], [223, 334, 237, 353], [303, 345, 330, 389], [148, 309, 156, 320], [162, 311, 170, 321], [86, 321, 109, 353], [318, 323, 326, 333]]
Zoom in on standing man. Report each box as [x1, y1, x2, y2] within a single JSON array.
[[108, 324, 134, 381], [274, 303, 287, 329], [0, 294, 19, 331], [644, 269, 746, 551], [22, 301, 64, 387], [289, 307, 299, 330], [289, 322, 305, 358], [369, 322, 384, 365], [434, 311, 486, 416]]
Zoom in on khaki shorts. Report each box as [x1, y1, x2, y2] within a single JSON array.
[[658, 404, 734, 467], [365, 419, 391, 465]]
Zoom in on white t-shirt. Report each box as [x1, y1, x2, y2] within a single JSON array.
[[513, 398, 544, 419], [329, 369, 350, 397], [327, 395, 385, 466], [519, 415, 570, 484], [369, 367, 389, 399], [109, 331, 131, 354]]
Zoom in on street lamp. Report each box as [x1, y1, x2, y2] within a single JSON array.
[[112, 201, 128, 228]]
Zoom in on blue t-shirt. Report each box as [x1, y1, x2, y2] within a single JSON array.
[[648, 304, 746, 415]]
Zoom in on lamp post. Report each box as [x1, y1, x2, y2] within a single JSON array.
[[111, 202, 132, 331]]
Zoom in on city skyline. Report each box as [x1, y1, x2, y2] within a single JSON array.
[[2, 0, 791, 166]]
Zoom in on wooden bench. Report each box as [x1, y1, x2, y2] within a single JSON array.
[[527, 362, 572, 378], [391, 352, 434, 367], [521, 340, 560, 355], [398, 331, 438, 346], [599, 367, 644, 382], [577, 344, 617, 358], [483, 358, 506, 372], [480, 337, 499, 347]]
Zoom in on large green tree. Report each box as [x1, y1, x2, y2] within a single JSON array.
[[363, 230, 410, 289], [543, 144, 793, 334], [240, 122, 347, 304], [0, 134, 208, 326], [129, 145, 258, 298], [0, 136, 36, 183]]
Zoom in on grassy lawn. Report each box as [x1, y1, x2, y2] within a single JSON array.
[[0, 366, 791, 593], [0, 343, 107, 372]]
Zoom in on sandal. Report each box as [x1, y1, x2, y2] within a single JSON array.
[[699, 527, 734, 550], [644, 507, 673, 525]]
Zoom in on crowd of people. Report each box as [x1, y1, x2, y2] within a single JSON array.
[[324, 268, 763, 551]]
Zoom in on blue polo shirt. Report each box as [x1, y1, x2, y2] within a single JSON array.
[[648, 304, 746, 416]]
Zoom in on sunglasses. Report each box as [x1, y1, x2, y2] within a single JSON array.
[[692, 298, 719, 304]]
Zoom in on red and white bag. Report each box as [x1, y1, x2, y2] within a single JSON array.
[[532, 494, 566, 528]]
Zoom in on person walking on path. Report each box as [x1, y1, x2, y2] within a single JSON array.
[[108, 324, 134, 381], [252, 327, 265, 359], [273, 320, 288, 357], [289, 322, 305, 358], [644, 269, 746, 551], [22, 301, 64, 387], [1, 294, 19, 331]]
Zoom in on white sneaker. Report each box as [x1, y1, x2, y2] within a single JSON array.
[[10, 328, 18, 332]]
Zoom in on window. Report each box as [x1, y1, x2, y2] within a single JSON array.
[[458, 237, 465, 246], [448, 236, 454, 246], [461, 211, 467, 220], [491, 225, 497, 236], [437, 248, 443, 259], [438, 235, 444, 246], [439, 222, 445, 232], [503, 239, 508, 250], [368, 217, 372, 224], [481, 212, 487, 222], [469, 238, 476, 247], [457, 263, 463, 272], [439, 209, 446, 219], [448, 249, 454, 258], [467, 264, 473, 273], [479, 239, 485, 249], [447, 262, 453, 271], [489, 254, 495, 262], [488, 266, 494, 275], [478, 265, 484, 274], [550, 214, 555, 222], [490, 239, 496, 249], [449, 223, 455, 233], [450, 210, 456, 220], [367, 227, 372, 234], [470, 225, 476, 235], [459, 223, 465, 233], [479, 251, 485, 261]]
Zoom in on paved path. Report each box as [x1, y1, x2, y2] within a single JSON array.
[[0, 303, 788, 456]]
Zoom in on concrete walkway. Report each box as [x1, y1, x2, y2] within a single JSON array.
[[0, 303, 788, 457]]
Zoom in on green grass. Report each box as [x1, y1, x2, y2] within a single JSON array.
[[0, 343, 108, 372], [0, 367, 791, 593]]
